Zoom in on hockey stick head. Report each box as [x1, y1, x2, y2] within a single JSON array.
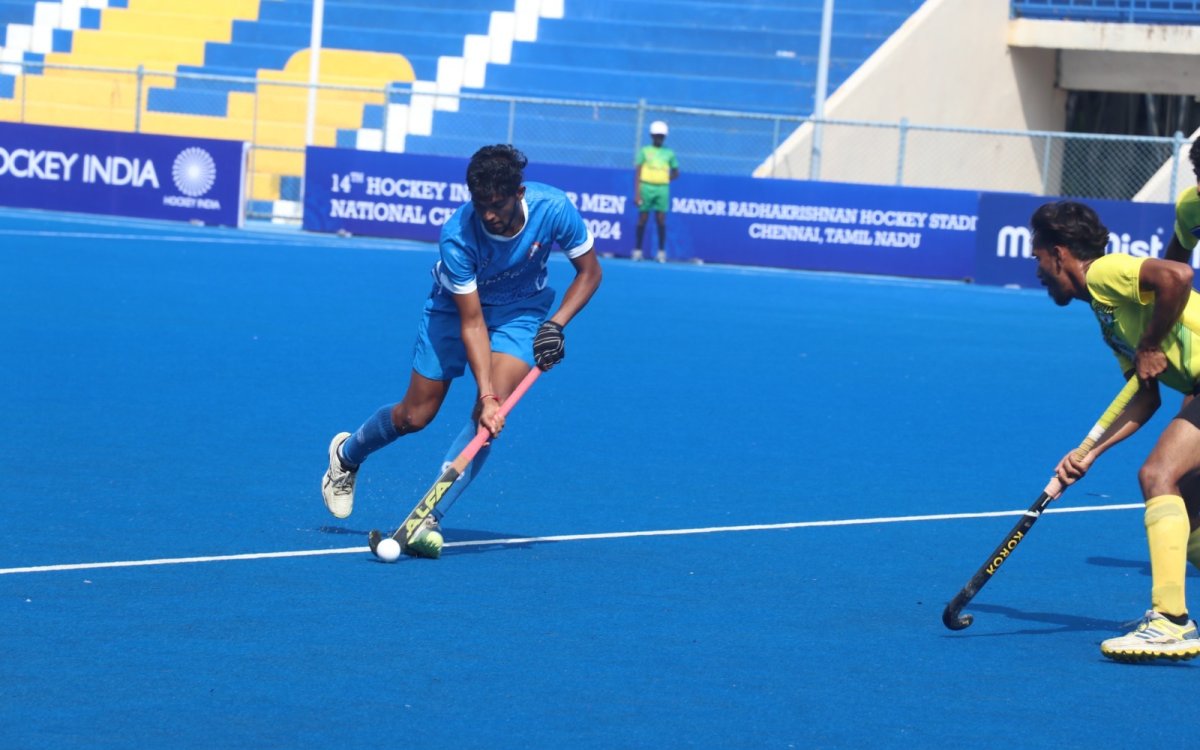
[[942, 608, 973, 630]]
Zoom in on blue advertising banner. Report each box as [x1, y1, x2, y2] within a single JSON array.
[[304, 146, 981, 280], [0, 122, 246, 227], [303, 147, 633, 251], [665, 174, 979, 279], [973, 192, 1176, 288]]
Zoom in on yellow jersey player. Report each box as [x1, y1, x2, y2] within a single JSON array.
[[633, 120, 679, 262], [1165, 139, 1200, 268], [1031, 199, 1200, 662]]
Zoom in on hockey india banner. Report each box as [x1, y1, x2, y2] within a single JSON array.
[[0, 122, 246, 227]]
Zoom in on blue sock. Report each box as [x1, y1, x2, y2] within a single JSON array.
[[433, 419, 493, 521], [340, 405, 400, 468]]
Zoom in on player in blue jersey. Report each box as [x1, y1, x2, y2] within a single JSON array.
[[321, 145, 602, 557]]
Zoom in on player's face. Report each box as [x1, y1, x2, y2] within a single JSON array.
[[473, 187, 525, 236], [1032, 245, 1073, 306]]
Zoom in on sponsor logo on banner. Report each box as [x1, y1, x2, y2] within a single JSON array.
[[0, 122, 243, 226], [172, 148, 217, 196], [164, 147, 222, 209], [974, 192, 1175, 287], [992, 223, 1166, 261]]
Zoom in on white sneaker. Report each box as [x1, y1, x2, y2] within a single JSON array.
[[655, 250, 666, 263], [1100, 610, 1200, 662], [403, 516, 444, 559], [321, 432, 356, 519], [631, 249, 643, 261]]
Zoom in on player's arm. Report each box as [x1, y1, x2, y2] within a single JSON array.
[[1164, 234, 1191, 265], [534, 249, 601, 371], [633, 151, 644, 206], [1055, 382, 1160, 486], [1135, 257, 1194, 381], [450, 290, 503, 434], [548, 249, 602, 329]]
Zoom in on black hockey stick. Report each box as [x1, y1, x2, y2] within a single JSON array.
[[942, 376, 1139, 630]]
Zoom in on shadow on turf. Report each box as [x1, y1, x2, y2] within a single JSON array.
[[439, 528, 537, 556], [1087, 556, 1200, 578], [953, 603, 1124, 635]]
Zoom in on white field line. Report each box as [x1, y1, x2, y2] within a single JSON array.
[[0, 502, 1143, 576]]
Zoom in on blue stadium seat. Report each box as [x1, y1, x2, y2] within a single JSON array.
[[127, 0, 924, 189], [0, 0, 37, 25], [1012, 0, 1200, 24], [378, 0, 923, 173]]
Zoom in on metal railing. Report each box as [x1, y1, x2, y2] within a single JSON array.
[[0, 60, 1193, 223]]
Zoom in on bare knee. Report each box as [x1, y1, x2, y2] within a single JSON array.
[[1139, 460, 1179, 499], [391, 403, 436, 434]]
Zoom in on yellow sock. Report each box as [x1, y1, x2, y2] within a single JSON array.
[[1188, 527, 1200, 573], [1145, 495, 1190, 617]]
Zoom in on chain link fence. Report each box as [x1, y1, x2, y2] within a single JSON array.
[[0, 60, 1193, 223]]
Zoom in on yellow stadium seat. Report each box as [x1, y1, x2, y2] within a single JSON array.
[[3, 0, 419, 204]]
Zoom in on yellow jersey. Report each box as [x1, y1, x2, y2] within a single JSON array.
[[1087, 252, 1200, 393], [1175, 185, 1200, 252], [636, 145, 678, 185]]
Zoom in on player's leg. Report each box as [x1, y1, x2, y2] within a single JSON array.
[[343, 372, 450, 466], [322, 306, 463, 519], [1102, 402, 1200, 661], [322, 372, 450, 519], [405, 354, 531, 558], [654, 210, 668, 262], [1179, 470, 1200, 572], [428, 308, 541, 518], [428, 353, 532, 520], [634, 206, 648, 261], [406, 300, 544, 557]]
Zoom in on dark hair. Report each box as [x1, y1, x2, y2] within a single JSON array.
[[466, 144, 527, 199], [1190, 138, 1200, 182], [1029, 200, 1110, 261]]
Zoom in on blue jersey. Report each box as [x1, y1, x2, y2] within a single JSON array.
[[431, 181, 593, 311]]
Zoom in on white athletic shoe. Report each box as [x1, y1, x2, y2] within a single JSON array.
[[631, 249, 644, 261], [655, 250, 666, 263], [404, 516, 444, 559], [1100, 610, 1200, 663], [321, 432, 356, 519]]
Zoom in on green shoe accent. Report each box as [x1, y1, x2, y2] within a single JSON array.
[[404, 519, 443, 559]]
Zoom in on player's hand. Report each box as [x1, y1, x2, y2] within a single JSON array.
[[1054, 451, 1092, 487], [1135, 344, 1168, 384], [477, 396, 504, 437], [635, 193, 643, 207], [533, 321, 565, 370]]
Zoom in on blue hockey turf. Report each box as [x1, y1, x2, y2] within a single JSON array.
[[1, 207, 1195, 748]]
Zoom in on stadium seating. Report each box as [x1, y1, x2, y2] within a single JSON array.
[[0, 0, 929, 215], [1012, 0, 1200, 24]]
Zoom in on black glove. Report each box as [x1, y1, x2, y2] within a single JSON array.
[[533, 320, 565, 370]]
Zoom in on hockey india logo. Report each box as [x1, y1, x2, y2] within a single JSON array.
[[172, 147, 217, 197]]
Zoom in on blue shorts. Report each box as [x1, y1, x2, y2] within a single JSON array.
[[412, 287, 553, 381]]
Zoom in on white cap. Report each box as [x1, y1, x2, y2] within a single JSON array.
[[649, 120, 669, 136]]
